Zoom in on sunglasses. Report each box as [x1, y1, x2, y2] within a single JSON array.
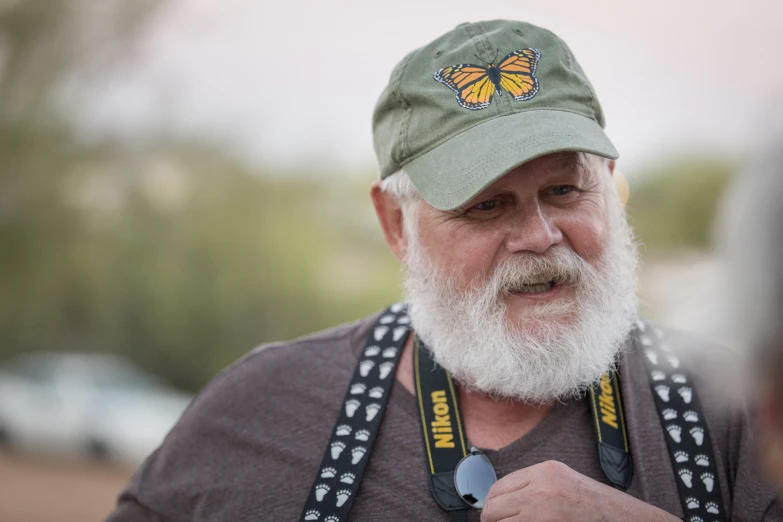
[[453, 447, 498, 509]]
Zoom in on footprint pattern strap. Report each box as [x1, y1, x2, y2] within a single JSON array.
[[299, 303, 410, 522], [637, 319, 726, 522]]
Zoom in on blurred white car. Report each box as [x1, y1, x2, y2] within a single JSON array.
[[0, 352, 193, 467]]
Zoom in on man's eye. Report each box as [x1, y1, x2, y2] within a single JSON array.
[[551, 185, 576, 196], [472, 199, 500, 211]]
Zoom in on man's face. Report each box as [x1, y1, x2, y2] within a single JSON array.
[[413, 152, 609, 330], [401, 152, 639, 402]]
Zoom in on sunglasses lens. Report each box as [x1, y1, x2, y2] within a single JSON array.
[[454, 450, 497, 509]]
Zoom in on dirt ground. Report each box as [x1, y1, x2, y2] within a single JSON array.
[[0, 451, 133, 522]]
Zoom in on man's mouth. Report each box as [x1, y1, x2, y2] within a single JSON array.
[[509, 277, 562, 294]]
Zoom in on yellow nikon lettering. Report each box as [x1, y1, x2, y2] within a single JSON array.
[[598, 372, 619, 429], [434, 433, 455, 448], [430, 390, 455, 448]]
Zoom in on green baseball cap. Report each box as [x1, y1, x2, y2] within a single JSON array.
[[372, 20, 618, 210]]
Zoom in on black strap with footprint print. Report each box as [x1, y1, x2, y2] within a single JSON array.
[[637, 319, 726, 522], [299, 304, 411, 522]]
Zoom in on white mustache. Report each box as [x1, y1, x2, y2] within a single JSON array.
[[484, 246, 593, 293]]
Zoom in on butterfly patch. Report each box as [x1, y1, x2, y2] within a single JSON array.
[[434, 48, 541, 110]]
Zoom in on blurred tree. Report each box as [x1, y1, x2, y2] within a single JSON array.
[[0, 0, 401, 389], [627, 157, 734, 252]]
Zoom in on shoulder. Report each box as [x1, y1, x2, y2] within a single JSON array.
[[111, 312, 383, 521], [206, 312, 379, 400], [171, 312, 381, 434]]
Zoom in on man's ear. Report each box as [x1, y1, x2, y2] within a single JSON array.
[[608, 160, 630, 206], [370, 181, 408, 262]]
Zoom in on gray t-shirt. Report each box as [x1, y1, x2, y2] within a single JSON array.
[[106, 313, 782, 521]]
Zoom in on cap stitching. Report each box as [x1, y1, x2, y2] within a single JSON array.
[[392, 53, 415, 168], [551, 31, 600, 120], [420, 129, 615, 198]]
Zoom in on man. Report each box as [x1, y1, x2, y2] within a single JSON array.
[[106, 20, 781, 521], [720, 135, 783, 494]]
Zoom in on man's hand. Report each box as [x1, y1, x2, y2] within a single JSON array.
[[480, 460, 680, 522]]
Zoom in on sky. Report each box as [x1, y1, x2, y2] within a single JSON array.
[[71, 0, 783, 178]]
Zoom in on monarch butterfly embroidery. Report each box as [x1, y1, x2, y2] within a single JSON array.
[[434, 48, 541, 110]]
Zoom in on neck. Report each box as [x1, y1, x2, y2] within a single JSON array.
[[395, 334, 552, 450]]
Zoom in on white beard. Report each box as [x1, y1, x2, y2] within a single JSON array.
[[402, 186, 639, 404]]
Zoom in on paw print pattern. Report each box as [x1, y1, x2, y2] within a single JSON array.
[[335, 424, 351, 436], [639, 321, 723, 517], [330, 441, 346, 460], [678, 468, 693, 488], [689, 427, 704, 446], [674, 450, 689, 463], [365, 403, 381, 421], [363, 346, 381, 357], [335, 489, 352, 507], [700, 472, 714, 492], [304, 308, 415, 520], [655, 384, 670, 402], [694, 454, 709, 466], [671, 373, 687, 384], [378, 362, 395, 380], [345, 399, 360, 418], [315, 483, 330, 502], [662, 408, 677, 420], [351, 446, 367, 465], [373, 325, 389, 341], [358, 360, 375, 377], [678, 387, 693, 404], [392, 326, 407, 342]]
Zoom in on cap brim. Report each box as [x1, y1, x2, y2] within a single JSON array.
[[404, 109, 619, 210]]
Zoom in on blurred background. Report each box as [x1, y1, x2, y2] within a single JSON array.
[[0, 1, 780, 520]]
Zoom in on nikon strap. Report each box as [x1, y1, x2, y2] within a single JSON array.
[[414, 339, 470, 521], [589, 370, 634, 489], [637, 319, 727, 522]]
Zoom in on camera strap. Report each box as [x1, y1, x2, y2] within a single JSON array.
[[300, 309, 722, 522], [298, 304, 411, 522], [414, 337, 634, 522], [414, 339, 470, 521], [636, 319, 726, 521]]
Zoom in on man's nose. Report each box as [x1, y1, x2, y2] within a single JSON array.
[[503, 202, 563, 254]]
